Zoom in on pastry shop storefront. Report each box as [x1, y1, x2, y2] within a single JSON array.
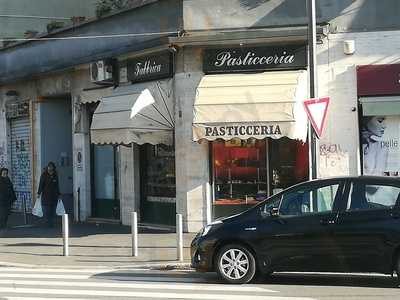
[[193, 44, 310, 219]]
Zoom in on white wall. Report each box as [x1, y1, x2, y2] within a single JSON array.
[[316, 30, 400, 177]]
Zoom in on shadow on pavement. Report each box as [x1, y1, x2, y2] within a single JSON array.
[[259, 273, 400, 289], [91, 270, 220, 284]]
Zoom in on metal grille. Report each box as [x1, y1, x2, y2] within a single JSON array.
[[9, 117, 32, 212]]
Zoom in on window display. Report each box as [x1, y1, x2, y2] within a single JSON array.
[[212, 139, 267, 218], [212, 138, 308, 219], [361, 115, 400, 177]]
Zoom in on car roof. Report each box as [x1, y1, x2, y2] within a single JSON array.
[[306, 176, 400, 184]]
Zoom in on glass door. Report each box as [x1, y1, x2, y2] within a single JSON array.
[[91, 144, 120, 219], [140, 144, 176, 226]]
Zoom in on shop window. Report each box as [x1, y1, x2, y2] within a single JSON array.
[[212, 139, 268, 218], [269, 138, 309, 193], [212, 138, 309, 219]]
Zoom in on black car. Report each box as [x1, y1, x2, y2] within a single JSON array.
[[191, 176, 400, 284]]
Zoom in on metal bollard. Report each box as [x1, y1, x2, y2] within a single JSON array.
[[176, 214, 183, 261], [62, 214, 69, 257], [131, 212, 138, 257]]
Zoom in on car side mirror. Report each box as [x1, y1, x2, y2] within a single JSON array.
[[260, 207, 279, 218], [270, 207, 280, 217]]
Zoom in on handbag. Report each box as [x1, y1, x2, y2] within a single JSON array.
[[56, 198, 66, 216], [32, 197, 43, 217]]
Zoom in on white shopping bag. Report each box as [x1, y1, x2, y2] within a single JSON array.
[[32, 197, 43, 218], [56, 199, 66, 216]]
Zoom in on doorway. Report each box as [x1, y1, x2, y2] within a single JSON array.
[[39, 96, 74, 214]]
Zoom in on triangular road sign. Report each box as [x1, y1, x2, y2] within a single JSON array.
[[303, 97, 330, 138]]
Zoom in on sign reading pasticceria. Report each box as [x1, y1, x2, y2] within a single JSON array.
[[203, 45, 307, 74], [192, 122, 298, 141], [127, 52, 174, 83]]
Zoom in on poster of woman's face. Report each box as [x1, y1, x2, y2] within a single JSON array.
[[362, 115, 400, 176]]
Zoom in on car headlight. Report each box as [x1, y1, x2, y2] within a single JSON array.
[[200, 220, 223, 237]]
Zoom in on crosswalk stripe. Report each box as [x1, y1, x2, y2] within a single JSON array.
[[4, 298, 88, 300], [0, 267, 117, 273], [0, 279, 276, 293], [0, 272, 213, 283], [0, 287, 316, 300]]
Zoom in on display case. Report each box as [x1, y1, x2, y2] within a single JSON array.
[[212, 140, 267, 218]]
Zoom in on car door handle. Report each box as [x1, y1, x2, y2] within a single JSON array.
[[320, 219, 335, 225]]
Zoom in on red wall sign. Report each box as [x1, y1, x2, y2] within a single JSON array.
[[357, 64, 400, 96]]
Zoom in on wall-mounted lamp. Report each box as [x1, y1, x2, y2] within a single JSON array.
[[344, 40, 355, 55]]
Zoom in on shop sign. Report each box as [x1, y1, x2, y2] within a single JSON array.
[[127, 52, 174, 83], [203, 45, 307, 74], [205, 124, 282, 137]]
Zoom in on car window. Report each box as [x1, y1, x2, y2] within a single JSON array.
[[279, 183, 339, 216], [347, 182, 400, 211]]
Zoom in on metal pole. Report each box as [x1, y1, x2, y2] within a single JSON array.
[[308, 0, 318, 179], [131, 212, 138, 257], [176, 214, 183, 261], [62, 214, 69, 256]]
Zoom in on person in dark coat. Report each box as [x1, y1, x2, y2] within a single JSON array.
[[37, 162, 60, 227], [0, 168, 17, 229]]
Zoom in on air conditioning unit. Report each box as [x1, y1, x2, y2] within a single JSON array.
[[90, 60, 114, 83]]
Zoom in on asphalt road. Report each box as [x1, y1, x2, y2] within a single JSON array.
[[0, 266, 399, 299]]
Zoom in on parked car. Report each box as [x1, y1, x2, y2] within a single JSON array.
[[191, 176, 400, 284]]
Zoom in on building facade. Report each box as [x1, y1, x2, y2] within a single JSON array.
[[1, 0, 400, 232]]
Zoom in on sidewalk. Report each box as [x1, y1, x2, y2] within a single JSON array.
[[0, 213, 196, 269]]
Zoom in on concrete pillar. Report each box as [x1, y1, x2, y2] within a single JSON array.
[[119, 144, 141, 225], [174, 70, 211, 233]]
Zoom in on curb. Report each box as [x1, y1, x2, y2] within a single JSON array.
[[0, 260, 192, 271]]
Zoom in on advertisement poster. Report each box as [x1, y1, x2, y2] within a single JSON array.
[[361, 116, 400, 176]]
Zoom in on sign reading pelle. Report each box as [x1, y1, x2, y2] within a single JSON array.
[[203, 45, 307, 73], [127, 52, 174, 83]]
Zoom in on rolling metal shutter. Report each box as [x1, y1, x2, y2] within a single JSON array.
[[9, 117, 32, 212]]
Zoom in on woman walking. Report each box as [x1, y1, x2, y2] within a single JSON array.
[[0, 168, 17, 230], [37, 162, 60, 227]]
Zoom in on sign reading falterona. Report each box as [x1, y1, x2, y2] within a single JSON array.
[[203, 45, 307, 73], [127, 52, 174, 83]]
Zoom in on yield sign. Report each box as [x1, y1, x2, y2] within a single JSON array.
[[303, 97, 330, 138]]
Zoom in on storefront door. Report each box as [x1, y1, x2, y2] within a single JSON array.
[[91, 144, 120, 219], [140, 144, 176, 226], [211, 138, 308, 219], [9, 117, 32, 213]]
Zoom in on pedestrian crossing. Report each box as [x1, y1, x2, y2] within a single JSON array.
[[0, 267, 316, 300]]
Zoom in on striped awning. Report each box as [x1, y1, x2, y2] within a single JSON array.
[[90, 79, 174, 145]]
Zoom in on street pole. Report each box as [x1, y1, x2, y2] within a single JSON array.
[[176, 214, 183, 261], [62, 214, 69, 256], [131, 212, 138, 257], [308, 0, 318, 180]]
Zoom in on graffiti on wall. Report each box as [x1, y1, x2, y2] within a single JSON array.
[[319, 143, 349, 178], [12, 138, 32, 212]]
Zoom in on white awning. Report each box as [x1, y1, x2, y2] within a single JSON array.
[[80, 87, 114, 104], [360, 96, 400, 116], [192, 70, 308, 141], [90, 80, 174, 145]]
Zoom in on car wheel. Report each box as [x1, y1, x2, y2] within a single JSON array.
[[216, 244, 256, 284]]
